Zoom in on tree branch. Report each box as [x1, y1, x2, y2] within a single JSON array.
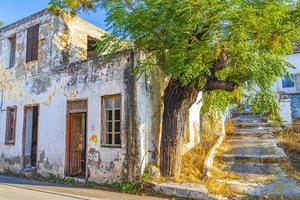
[[203, 79, 237, 92]]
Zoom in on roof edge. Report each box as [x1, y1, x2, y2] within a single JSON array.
[[0, 9, 50, 32]]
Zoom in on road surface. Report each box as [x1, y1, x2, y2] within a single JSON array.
[[0, 175, 165, 200]]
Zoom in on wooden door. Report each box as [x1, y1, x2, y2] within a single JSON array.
[[69, 113, 83, 176]]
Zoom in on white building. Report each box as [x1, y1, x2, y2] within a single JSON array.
[[0, 10, 202, 183]]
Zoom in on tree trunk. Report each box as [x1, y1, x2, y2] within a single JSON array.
[[160, 79, 199, 177]]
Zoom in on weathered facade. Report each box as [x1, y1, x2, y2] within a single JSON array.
[[275, 51, 300, 127], [0, 10, 202, 183]]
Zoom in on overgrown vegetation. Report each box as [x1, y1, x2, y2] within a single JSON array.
[[49, 0, 300, 177], [0, 169, 142, 194], [275, 128, 300, 184], [177, 131, 217, 182]]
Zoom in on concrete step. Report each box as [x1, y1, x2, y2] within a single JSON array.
[[222, 136, 288, 163], [216, 175, 300, 198], [228, 128, 273, 137], [233, 122, 280, 128], [222, 162, 279, 182], [226, 136, 278, 146], [221, 146, 288, 163], [233, 115, 267, 124]]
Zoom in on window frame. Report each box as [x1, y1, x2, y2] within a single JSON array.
[[87, 36, 99, 59], [26, 24, 39, 63], [8, 34, 16, 69], [101, 94, 122, 148], [282, 74, 295, 88], [5, 106, 17, 145]]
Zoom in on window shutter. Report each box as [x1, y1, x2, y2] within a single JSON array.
[[26, 27, 33, 62], [26, 24, 39, 62], [31, 24, 39, 61]]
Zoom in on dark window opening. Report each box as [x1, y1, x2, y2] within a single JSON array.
[[26, 24, 39, 63], [102, 95, 121, 147], [282, 74, 295, 88], [5, 107, 17, 145], [87, 36, 98, 59], [8, 35, 16, 68]]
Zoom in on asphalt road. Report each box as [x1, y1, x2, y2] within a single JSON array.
[[0, 175, 165, 200]]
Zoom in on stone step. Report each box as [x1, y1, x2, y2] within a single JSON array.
[[233, 122, 280, 128], [222, 162, 279, 182], [216, 176, 300, 198], [228, 128, 273, 137], [221, 146, 288, 163], [233, 116, 267, 124], [226, 136, 278, 146], [222, 136, 288, 163]]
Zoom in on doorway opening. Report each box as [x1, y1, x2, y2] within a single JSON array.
[[23, 105, 39, 169], [66, 100, 87, 178]]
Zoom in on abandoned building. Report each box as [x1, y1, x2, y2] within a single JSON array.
[[0, 9, 203, 183]]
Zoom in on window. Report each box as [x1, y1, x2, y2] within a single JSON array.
[[282, 74, 295, 88], [87, 36, 98, 59], [5, 107, 17, 145], [26, 24, 39, 63], [102, 95, 121, 147], [8, 35, 16, 68]]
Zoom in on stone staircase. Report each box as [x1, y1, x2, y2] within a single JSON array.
[[216, 113, 300, 198]]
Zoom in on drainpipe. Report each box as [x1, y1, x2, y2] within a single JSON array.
[[0, 90, 3, 112]]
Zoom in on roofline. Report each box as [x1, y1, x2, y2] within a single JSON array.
[[0, 9, 50, 32]]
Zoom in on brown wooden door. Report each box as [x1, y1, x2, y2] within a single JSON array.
[[69, 113, 83, 176]]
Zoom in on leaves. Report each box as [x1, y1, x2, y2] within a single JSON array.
[[49, 0, 300, 117]]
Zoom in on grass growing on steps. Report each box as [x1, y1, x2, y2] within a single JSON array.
[[175, 131, 218, 182], [173, 131, 240, 197], [275, 128, 300, 185]]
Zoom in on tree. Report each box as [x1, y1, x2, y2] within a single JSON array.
[[49, 0, 300, 177]]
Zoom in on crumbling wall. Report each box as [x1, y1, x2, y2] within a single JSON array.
[[0, 10, 138, 182]]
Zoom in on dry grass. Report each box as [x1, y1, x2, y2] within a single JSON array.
[[276, 128, 300, 153], [203, 178, 238, 197], [176, 131, 218, 182], [275, 128, 300, 185], [175, 131, 240, 197], [225, 119, 235, 134]]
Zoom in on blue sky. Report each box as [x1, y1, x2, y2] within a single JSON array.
[[0, 0, 107, 29]]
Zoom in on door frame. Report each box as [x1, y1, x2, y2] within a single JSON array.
[[22, 104, 40, 169], [65, 98, 88, 178]]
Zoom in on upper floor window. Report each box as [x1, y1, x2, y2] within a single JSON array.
[[282, 74, 295, 88], [5, 106, 17, 145], [8, 35, 16, 68], [26, 24, 39, 63], [87, 36, 98, 59], [101, 95, 121, 147]]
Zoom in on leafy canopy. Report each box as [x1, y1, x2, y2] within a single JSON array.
[[49, 0, 300, 118]]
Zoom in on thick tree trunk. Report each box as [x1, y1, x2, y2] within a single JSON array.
[[160, 79, 199, 177]]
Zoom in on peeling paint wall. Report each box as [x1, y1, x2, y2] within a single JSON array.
[[0, 10, 203, 182]]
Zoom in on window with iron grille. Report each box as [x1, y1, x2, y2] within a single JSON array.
[[5, 107, 17, 145], [101, 95, 121, 147]]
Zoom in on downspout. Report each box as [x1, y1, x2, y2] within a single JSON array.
[[0, 90, 3, 112]]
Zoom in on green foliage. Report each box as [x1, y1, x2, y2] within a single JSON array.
[[111, 182, 140, 194], [3, 168, 14, 176], [49, 0, 300, 117]]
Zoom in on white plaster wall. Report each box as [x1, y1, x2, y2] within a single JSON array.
[[279, 98, 292, 125], [182, 92, 202, 154], [275, 53, 300, 93]]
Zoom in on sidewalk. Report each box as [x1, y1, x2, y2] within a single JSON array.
[[0, 175, 165, 200]]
